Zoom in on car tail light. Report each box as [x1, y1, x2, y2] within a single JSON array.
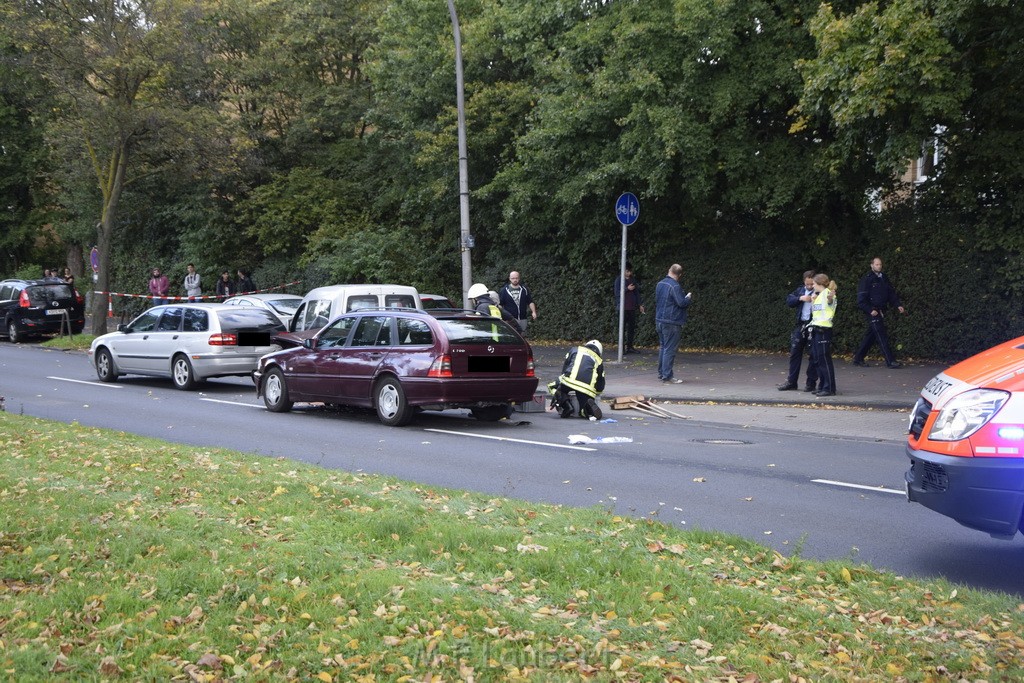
[[526, 355, 535, 377], [208, 333, 238, 346], [427, 354, 452, 378], [74, 289, 84, 305], [18, 291, 30, 308]]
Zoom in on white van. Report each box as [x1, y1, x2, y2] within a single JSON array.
[[289, 284, 423, 332]]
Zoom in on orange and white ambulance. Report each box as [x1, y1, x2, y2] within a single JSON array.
[[906, 336, 1024, 538]]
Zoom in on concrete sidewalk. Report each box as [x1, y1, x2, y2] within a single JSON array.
[[530, 343, 940, 411]]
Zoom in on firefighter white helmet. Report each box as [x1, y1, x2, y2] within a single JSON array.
[[467, 283, 488, 300], [488, 290, 500, 304], [586, 339, 603, 356]]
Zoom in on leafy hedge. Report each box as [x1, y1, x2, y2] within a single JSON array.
[[482, 206, 1021, 363]]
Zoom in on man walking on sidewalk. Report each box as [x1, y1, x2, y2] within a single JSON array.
[[654, 263, 691, 384], [852, 257, 905, 368], [778, 269, 818, 392]]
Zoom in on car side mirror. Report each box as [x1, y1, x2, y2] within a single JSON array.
[[117, 323, 128, 333], [303, 337, 316, 349]]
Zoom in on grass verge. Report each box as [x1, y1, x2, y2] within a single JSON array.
[[39, 334, 95, 352], [1, 413, 1022, 681]]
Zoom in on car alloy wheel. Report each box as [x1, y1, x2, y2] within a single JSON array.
[[263, 367, 293, 413], [95, 348, 117, 382], [7, 320, 21, 343], [171, 354, 198, 390]]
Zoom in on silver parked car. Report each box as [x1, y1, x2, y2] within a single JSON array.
[[223, 293, 303, 326], [89, 303, 284, 390]]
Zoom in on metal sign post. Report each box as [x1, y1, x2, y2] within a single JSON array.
[[614, 193, 639, 362], [448, 0, 473, 308]]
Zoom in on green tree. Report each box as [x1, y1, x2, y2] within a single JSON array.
[[0, 26, 57, 275], [796, 0, 1024, 282], [6, 0, 235, 333]]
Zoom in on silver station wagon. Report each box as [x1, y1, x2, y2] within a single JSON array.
[[89, 303, 284, 389]]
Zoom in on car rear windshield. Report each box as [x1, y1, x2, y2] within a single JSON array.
[[27, 284, 73, 305], [437, 318, 523, 345], [215, 308, 285, 332], [268, 298, 300, 314]]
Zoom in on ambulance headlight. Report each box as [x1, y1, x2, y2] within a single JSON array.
[[928, 389, 1010, 441]]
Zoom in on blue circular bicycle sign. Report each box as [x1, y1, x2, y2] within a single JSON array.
[[615, 192, 640, 226]]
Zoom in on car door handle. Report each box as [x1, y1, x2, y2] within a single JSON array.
[[369, 352, 383, 359], [172, 335, 179, 340], [142, 335, 149, 340]]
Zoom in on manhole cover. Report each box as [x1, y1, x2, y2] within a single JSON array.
[[693, 438, 752, 445]]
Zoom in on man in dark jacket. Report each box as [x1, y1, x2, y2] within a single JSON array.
[[237, 269, 255, 294], [654, 264, 691, 384], [852, 257, 905, 368], [549, 340, 606, 419], [498, 271, 537, 334], [778, 270, 818, 391], [215, 271, 236, 300], [613, 261, 645, 353]]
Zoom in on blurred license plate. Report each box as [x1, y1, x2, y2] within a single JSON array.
[[45, 309, 67, 315], [236, 331, 271, 346]]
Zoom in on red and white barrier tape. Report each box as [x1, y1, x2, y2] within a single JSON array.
[[93, 280, 302, 302]]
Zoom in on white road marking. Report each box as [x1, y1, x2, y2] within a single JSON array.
[[812, 479, 904, 495], [200, 398, 263, 409], [424, 428, 597, 452], [47, 376, 122, 388]]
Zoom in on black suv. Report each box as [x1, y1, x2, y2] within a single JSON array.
[[0, 278, 85, 342]]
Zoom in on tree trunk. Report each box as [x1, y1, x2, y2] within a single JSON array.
[[66, 244, 84, 279], [90, 144, 129, 337]]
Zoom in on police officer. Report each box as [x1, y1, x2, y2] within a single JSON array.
[[778, 269, 818, 392], [549, 340, 606, 419], [809, 274, 838, 396], [852, 257, 905, 368]]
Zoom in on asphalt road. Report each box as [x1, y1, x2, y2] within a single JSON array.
[[2, 342, 1023, 596]]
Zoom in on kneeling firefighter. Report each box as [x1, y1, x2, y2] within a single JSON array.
[[548, 340, 605, 419]]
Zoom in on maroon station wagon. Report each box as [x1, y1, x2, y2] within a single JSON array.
[[253, 309, 538, 426]]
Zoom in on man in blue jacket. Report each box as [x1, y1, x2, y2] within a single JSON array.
[[852, 257, 905, 368], [654, 264, 692, 383], [778, 270, 818, 391]]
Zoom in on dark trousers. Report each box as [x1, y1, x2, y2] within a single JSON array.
[[786, 322, 817, 388], [854, 315, 896, 365], [623, 309, 637, 349], [811, 327, 836, 393]]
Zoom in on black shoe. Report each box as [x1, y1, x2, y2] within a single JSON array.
[[887, 362, 903, 369], [777, 383, 798, 391], [814, 390, 836, 396], [803, 385, 816, 392], [852, 360, 868, 367], [627, 346, 638, 354]]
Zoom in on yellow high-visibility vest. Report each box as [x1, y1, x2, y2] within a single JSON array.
[[811, 289, 836, 328], [559, 346, 603, 397]]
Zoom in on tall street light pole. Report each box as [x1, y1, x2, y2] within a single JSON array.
[[447, 0, 473, 308]]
